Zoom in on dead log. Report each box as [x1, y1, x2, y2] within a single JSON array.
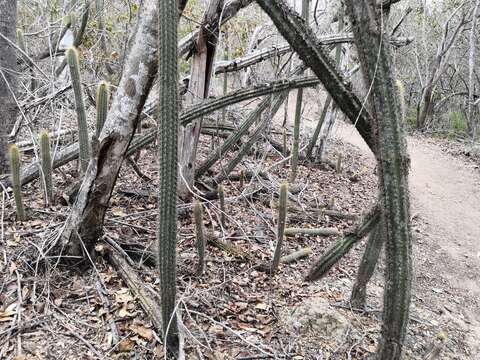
[[106, 248, 163, 334], [178, 0, 254, 57], [284, 227, 340, 236]]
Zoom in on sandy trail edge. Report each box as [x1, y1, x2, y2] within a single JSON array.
[[331, 121, 480, 355]]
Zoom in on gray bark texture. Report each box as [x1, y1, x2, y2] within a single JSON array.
[[346, 1, 412, 359], [0, 0, 18, 175], [60, 0, 159, 257], [178, 0, 224, 199]]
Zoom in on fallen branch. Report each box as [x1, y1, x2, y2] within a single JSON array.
[[305, 205, 381, 282], [284, 227, 340, 236], [106, 248, 164, 333], [214, 34, 413, 75]]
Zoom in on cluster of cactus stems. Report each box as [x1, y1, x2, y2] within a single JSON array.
[[96, 81, 110, 137], [194, 202, 205, 276], [271, 182, 288, 274], [218, 185, 226, 228], [39, 130, 54, 205], [9, 145, 25, 221], [66, 46, 89, 173]]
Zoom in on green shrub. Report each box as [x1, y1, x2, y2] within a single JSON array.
[[450, 111, 468, 134]]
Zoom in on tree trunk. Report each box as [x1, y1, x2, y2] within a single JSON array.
[[177, 0, 223, 199], [417, 85, 434, 130], [346, 2, 412, 359], [60, 0, 159, 257], [0, 0, 18, 175]]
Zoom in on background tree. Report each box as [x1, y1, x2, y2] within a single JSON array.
[[0, 0, 18, 175]]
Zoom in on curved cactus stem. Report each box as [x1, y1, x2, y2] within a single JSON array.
[[350, 221, 384, 309], [39, 130, 54, 205], [96, 81, 110, 137], [66, 46, 89, 173], [306, 205, 381, 282], [9, 145, 25, 221], [271, 182, 288, 274], [346, 2, 412, 357], [55, 4, 90, 77]]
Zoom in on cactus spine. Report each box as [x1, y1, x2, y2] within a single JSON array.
[[194, 201, 205, 276], [9, 145, 25, 221], [96, 81, 109, 137], [66, 46, 89, 172], [158, 0, 179, 354], [39, 131, 53, 205], [271, 182, 288, 274], [218, 184, 226, 228]]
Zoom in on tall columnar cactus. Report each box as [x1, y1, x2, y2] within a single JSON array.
[[346, 2, 412, 358], [336, 152, 343, 174], [157, 0, 180, 354], [96, 81, 109, 137], [194, 201, 205, 276], [39, 130, 53, 205], [9, 145, 25, 221], [239, 169, 245, 188], [16, 29, 25, 52], [271, 182, 288, 274], [289, 0, 310, 182], [66, 46, 89, 173], [218, 184, 226, 228], [282, 128, 288, 157]]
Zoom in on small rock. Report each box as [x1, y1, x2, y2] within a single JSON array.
[[283, 297, 349, 340]]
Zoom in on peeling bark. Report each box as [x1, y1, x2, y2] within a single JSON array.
[[60, 0, 158, 257], [178, 0, 224, 199]]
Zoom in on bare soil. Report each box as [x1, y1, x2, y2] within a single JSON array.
[[334, 121, 480, 359]]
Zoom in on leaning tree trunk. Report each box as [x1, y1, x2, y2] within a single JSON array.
[[0, 0, 18, 175], [177, 0, 223, 199], [158, 0, 180, 353], [60, 0, 159, 257], [346, 2, 412, 359]]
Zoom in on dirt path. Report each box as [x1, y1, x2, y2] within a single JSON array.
[[332, 121, 480, 357]]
